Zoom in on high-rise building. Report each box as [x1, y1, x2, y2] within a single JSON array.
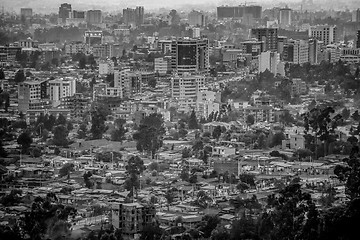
[[87, 10, 102, 24], [171, 38, 210, 74], [123, 6, 144, 27], [356, 30, 360, 48], [20, 8, 33, 18], [58, 3, 72, 24], [171, 74, 206, 99], [72, 10, 85, 19], [217, 5, 262, 19], [285, 39, 309, 64], [240, 40, 263, 56], [251, 28, 278, 52], [155, 57, 171, 76], [309, 25, 337, 45], [308, 39, 323, 64], [18, 80, 48, 113], [49, 78, 76, 107], [114, 69, 142, 98], [259, 51, 281, 75], [352, 9, 360, 22], [279, 7, 292, 28], [188, 10, 206, 27]]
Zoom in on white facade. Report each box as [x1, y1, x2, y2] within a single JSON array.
[[49, 78, 76, 107], [279, 8, 291, 27], [65, 42, 85, 55], [114, 69, 142, 98], [171, 74, 206, 99], [196, 90, 221, 102], [192, 28, 201, 38], [154, 57, 170, 75], [98, 61, 114, 75], [309, 25, 337, 45], [293, 40, 309, 65], [259, 51, 280, 75]]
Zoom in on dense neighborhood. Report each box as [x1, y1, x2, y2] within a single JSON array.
[[1, 1, 360, 240]]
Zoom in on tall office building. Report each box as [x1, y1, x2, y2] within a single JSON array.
[[357, 30, 360, 48], [20, 8, 33, 18], [114, 69, 142, 98], [58, 3, 72, 24], [251, 28, 278, 52], [217, 5, 262, 19], [84, 31, 103, 46], [259, 51, 281, 75], [171, 38, 210, 74], [352, 9, 360, 22], [188, 10, 206, 27], [171, 74, 206, 99], [309, 25, 337, 45], [18, 80, 48, 113], [49, 78, 76, 107], [279, 7, 292, 28], [308, 39, 323, 64], [72, 10, 85, 19], [291, 40, 309, 65], [87, 10, 102, 24], [123, 6, 144, 27]]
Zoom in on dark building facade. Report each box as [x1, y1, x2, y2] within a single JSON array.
[[217, 5, 262, 19], [251, 28, 278, 52]]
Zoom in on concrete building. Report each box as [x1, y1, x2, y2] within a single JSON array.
[[49, 78, 76, 107], [279, 7, 292, 28], [61, 93, 90, 120], [352, 9, 360, 22], [123, 6, 144, 27], [154, 57, 171, 76], [18, 80, 48, 113], [20, 8, 33, 18], [188, 10, 206, 27], [308, 39, 323, 65], [114, 69, 142, 98], [0, 46, 22, 64], [291, 78, 307, 96], [357, 30, 360, 49], [171, 38, 210, 74], [84, 31, 103, 46], [65, 42, 85, 55], [309, 25, 337, 45], [111, 203, 155, 239], [240, 40, 263, 56], [58, 3, 72, 24], [251, 28, 278, 52], [98, 61, 114, 75], [217, 5, 262, 19], [286, 39, 309, 65], [87, 10, 102, 24], [192, 27, 201, 38], [259, 51, 282, 75], [171, 74, 206, 99]]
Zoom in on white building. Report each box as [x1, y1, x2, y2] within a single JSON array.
[[188, 10, 206, 27], [154, 57, 170, 75], [98, 61, 115, 75], [258, 51, 281, 75], [293, 40, 309, 65], [192, 28, 201, 38], [279, 7, 292, 28], [114, 69, 142, 98], [49, 78, 76, 107], [65, 42, 86, 55], [170, 74, 206, 99], [309, 25, 337, 45]]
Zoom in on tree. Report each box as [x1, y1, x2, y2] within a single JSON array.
[[124, 155, 145, 197], [111, 118, 127, 142], [59, 163, 74, 178], [212, 125, 222, 140], [303, 107, 342, 157], [0, 189, 23, 206], [52, 125, 68, 146], [90, 105, 109, 139], [17, 131, 33, 153], [199, 215, 221, 238], [342, 108, 350, 120], [83, 171, 93, 189], [352, 110, 360, 122], [188, 110, 199, 129], [77, 123, 87, 139], [133, 113, 165, 159], [165, 188, 175, 211], [14, 69, 26, 83], [148, 77, 157, 88], [140, 222, 162, 240], [246, 115, 255, 126], [56, 114, 67, 126], [280, 110, 295, 126], [270, 132, 286, 147], [239, 173, 256, 187]]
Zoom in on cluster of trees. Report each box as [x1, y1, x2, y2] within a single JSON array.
[[0, 193, 76, 240], [111, 118, 127, 142], [72, 52, 96, 69], [34, 26, 83, 43], [133, 113, 165, 159], [90, 104, 109, 139]]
